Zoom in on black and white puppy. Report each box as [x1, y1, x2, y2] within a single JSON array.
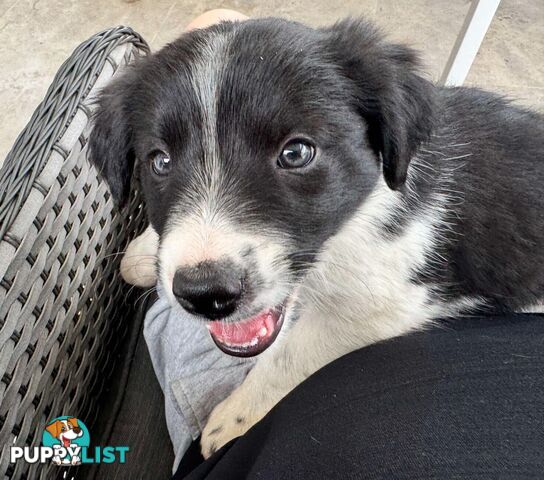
[[89, 18, 544, 457]]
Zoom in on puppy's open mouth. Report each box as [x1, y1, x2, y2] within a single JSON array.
[[206, 303, 285, 357]]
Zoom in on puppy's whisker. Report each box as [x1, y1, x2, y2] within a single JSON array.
[[100, 251, 127, 260], [135, 286, 158, 306]]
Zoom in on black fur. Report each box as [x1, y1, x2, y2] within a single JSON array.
[[423, 88, 544, 310], [89, 73, 136, 203], [89, 18, 544, 312]]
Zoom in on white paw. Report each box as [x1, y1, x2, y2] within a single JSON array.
[[120, 225, 159, 287], [201, 390, 265, 459]]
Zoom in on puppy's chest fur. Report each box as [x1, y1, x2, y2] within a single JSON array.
[[299, 170, 469, 348]]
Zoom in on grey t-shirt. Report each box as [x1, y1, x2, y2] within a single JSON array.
[[144, 293, 255, 470]]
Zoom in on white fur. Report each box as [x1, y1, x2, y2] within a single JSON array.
[[184, 30, 233, 230], [120, 225, 159, 287], [158, 217, 292, 314], [201, 176, 482, 456], [520, 303, 544, 313]]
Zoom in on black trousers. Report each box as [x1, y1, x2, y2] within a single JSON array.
[[174, 313, 544, 479]]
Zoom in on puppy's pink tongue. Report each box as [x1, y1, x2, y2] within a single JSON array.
[[207, 309, 277, 346]]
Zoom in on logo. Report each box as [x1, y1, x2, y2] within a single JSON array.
[[10, 416, 129, 467], [42, 416, 90, 465]]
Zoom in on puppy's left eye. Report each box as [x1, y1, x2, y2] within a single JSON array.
[[277, 140, 316, 169], [150, 151, 172, 176]]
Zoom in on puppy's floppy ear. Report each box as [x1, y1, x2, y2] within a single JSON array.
[[67, 417, 79, 428], [88, 75, 135, 205], [45, 420, 62, 438], [323, 19, 435, 190]]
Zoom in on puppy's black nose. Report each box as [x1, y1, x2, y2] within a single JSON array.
[[172, 261, 243, 319]]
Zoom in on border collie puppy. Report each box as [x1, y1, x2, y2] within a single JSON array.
[[89, 18, 544, 456]]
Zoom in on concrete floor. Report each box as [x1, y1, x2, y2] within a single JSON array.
[[0, 0, 543, 163]]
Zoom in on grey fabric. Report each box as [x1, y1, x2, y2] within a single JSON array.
[[144, 291, 255, 471]]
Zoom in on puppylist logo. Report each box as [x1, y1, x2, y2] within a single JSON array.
[[10, 416, 129, 466]]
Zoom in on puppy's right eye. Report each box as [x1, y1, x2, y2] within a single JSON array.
[[150, 151, 172, 176], [277, 139, 315, 169]]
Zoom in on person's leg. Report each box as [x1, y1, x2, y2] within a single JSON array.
[[176, 313, 544, 479], [185, 9, 248, 31]]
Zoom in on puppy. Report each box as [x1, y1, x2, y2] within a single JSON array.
[[45, 418, 83, 465], [89, 18, 544, 457]]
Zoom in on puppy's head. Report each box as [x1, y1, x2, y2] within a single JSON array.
[[46, 418, 82, 442], [89, 18, 434, 356]]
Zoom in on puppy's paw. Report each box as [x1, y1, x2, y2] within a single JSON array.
[[120, 225, 159, 287], [201, 392, 264, 459]]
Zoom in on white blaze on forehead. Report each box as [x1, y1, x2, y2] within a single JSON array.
[[160, 32, 243, 284], [165, 29, 249, 262], [185, 29, 234, 221], [158, 29, 293, 309]]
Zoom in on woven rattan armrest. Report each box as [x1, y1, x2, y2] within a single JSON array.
[[0, 27, 149, 480]]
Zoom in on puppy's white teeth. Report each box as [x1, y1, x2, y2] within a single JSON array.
[[224, 336, 260, 349], [207, 302, 287, 356]]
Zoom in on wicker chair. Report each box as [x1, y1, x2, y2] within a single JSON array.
[[0, 27, 150, 479]]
